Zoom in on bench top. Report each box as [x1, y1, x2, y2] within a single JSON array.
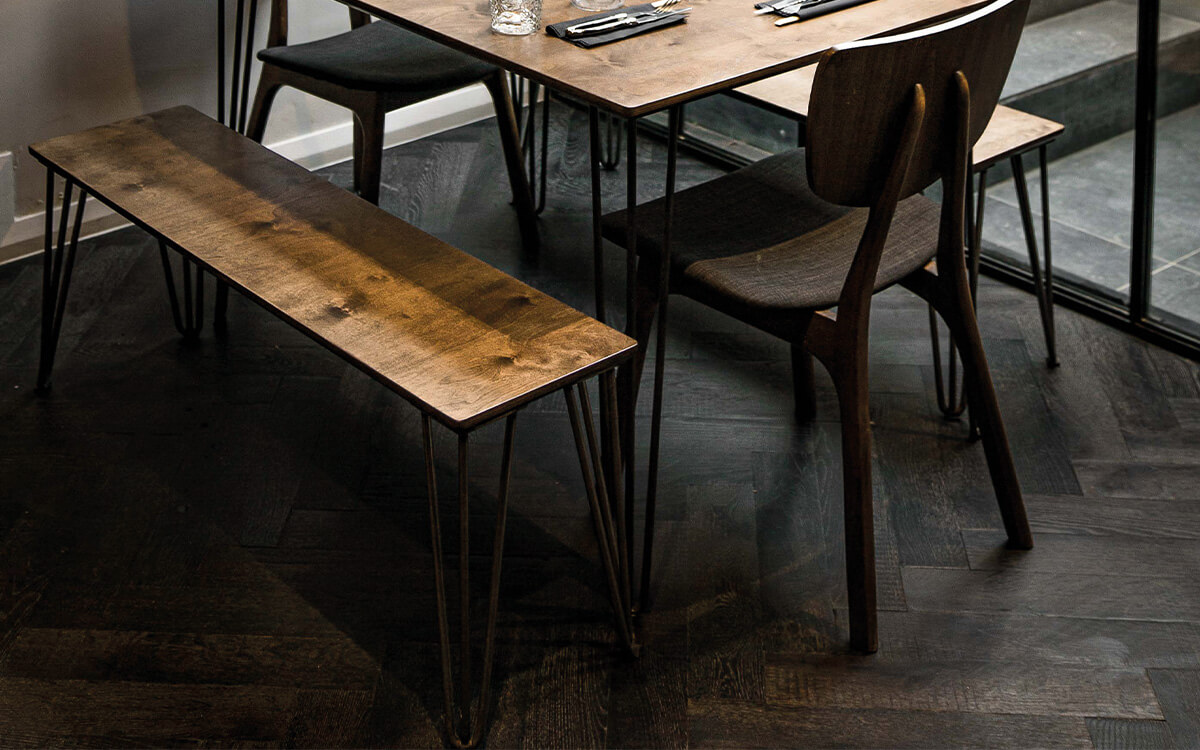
[[30, 106, 634, 430], [732, 66, 1064, 170]]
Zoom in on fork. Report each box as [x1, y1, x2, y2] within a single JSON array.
[[566, 0, 684, 34]]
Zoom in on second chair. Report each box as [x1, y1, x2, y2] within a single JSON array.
[[245, 1, 537, 246], [602, 0, 1035, 653]]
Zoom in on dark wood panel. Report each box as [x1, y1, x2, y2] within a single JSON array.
[[904, 567, 1200, 621], [689, 700, 1093, 748], [1086, 719, 1178, 750], [0, 629, 379, 690], [763, 655, 1162, 718], [963, 528, 1200, 577], [1024, 493, 1200, 539], [1074, 460, 1200, 500], [871, 611, 1200, 669], [1147, 670, 1200, 749]]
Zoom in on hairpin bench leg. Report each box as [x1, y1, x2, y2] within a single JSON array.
[[37, 170, 88, 394], [422, 414, 516, 749], [158, 239, 206, 340]]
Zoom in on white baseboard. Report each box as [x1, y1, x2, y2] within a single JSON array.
[[0, 85, 495, 264]]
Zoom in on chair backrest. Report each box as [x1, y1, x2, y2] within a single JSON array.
[[805, 0, 1030, 208], [265, 0, 372, 48]]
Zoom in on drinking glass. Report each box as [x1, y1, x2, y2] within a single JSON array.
[[490, 0, 542, 34]]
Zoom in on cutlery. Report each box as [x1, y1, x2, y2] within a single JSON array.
[[753, 0, 813, 15], [567, 6, 691, 35], [567, 0, 682, 34]]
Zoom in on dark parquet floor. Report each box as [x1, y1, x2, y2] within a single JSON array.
[[2, 104, 1200, 748]]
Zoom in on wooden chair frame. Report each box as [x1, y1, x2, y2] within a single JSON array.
[[627, 0, 1035, 653]]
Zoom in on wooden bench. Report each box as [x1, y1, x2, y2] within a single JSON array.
[[732, 66, 1062, 406], [28, 105, 636, 749]]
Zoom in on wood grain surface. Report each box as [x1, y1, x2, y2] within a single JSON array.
[[338, 0, 987, 116], [28, 106, 633, 429]]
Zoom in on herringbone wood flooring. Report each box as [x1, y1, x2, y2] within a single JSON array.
[[2, 107, 1199, 748]]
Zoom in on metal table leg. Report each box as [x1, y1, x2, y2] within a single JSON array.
[[37, 170, 87, 394]]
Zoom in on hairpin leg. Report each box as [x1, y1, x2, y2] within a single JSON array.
[[158, 240, 206, 340], [422, 414, 516, 749], [37, 170, 88, 393]]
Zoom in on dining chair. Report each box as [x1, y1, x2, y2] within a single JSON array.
[[601, 0, 1034, 653], [244, 0, 536, 229]]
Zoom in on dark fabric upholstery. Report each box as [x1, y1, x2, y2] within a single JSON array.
[[600, 148, 940, 312], [258, 21, 497, 93]]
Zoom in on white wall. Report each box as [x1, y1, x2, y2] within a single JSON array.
[[0, 0, 492, 262]]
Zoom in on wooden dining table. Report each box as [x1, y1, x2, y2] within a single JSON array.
[[315, 0, 991, 642]]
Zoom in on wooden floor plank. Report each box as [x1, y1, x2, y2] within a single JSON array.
[[962, 529, 1200, 578], [870, 611, 1200, 669], [0, 628, 379, 689], [1023, 493, 1200, 539], [904, 567, 1200, 621], [688, 700, 1093, 748], [763, 655, 1162, 719], [1147, 670, 1200, 748], [1087, 719, 1178, 750]]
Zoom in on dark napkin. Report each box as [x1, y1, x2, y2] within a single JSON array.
[[546, 3, 687, 48], [754, 0, 872, 21]]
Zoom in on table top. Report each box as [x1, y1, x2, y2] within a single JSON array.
[[342, 0, 987, 117]]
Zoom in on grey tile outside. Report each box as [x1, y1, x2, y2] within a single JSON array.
[[1151, 265, 1200, 326], [1176, 249, 1200, 274], [1003, 0, 1200, 97], [982, 198, 1133, 292], [986, 105, 1200, 265]]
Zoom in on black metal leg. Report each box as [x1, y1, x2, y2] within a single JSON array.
[[589, 107, 607, 325], [564, 376, 638, 654], [930, 167, 988, 430], [211, 0, 261, 336], [1012, 152, 1058, 369], [37, 171, 87, 394], [519, 79, 550, 216], [639, 105, 683, 614], [621, 116, 639, 579], [158, 240, 207, 340], [422, 414, 516, 749], [1039, 145, 1058, 368], [600, 111, 622, 170]]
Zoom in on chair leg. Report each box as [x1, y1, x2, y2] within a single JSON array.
[[352, 116, 366, 198], [791, 344, 817, 422], [937, 271, 1034, 551], [826, 347, 878, 654], [483, 72, 539, 253], [245, 75, 282, 144], [353, 105, 386, 206]]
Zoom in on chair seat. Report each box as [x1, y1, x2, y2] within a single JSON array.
[[601, 149, 941, 313], [258, 21, 498, 93]]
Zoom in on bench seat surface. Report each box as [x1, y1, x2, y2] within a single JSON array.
[[733, 66, 1064, 169], [30, 106, 633, 429]]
